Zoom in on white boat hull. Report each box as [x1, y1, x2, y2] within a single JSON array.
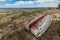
[[31, 15, 52, 37], [26, 14, 52, 37]]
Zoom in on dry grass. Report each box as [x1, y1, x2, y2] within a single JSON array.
[[0, 9, 60, 40]]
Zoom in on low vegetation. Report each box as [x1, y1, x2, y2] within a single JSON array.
[[0, 9, 60, 40]]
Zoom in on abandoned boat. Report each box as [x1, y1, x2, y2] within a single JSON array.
[[26, 14, 52, 37]]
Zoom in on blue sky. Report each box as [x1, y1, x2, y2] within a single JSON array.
[[0, 0, 59, 8]]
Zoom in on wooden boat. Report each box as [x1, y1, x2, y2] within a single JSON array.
[[26, 14, 52, 37]]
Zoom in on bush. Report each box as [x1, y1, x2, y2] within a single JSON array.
[[57, 3, 60, 9]]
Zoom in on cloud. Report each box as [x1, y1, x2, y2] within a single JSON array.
[[36, 0, 58, 3], [0, 0, 59, 8], [0, 0, 7, 2], [5, 0, 57, 6], [5, 1, 34, 6], [4, 1, 35, 8], [16, 1, 34, 5]]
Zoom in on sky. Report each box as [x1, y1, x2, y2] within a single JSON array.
[[0, 0, 59, 8]]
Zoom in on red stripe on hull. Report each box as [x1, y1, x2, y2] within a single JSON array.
[[29, 14, 47, 29]]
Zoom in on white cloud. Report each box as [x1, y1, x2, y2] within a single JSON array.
[[3, 1, 35, 8], [5, 0, 56, 6], [5, 1, 34, 6], [0, 0, 59, 8], [0, 0, 7, 2], [36, 0, 58, 3], [16, 1, 34, 5], [37, 0, 58, 3], [5, 0, 58, 6]]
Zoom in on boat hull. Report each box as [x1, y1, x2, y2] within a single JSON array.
[[30, 15, 52, 37]]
